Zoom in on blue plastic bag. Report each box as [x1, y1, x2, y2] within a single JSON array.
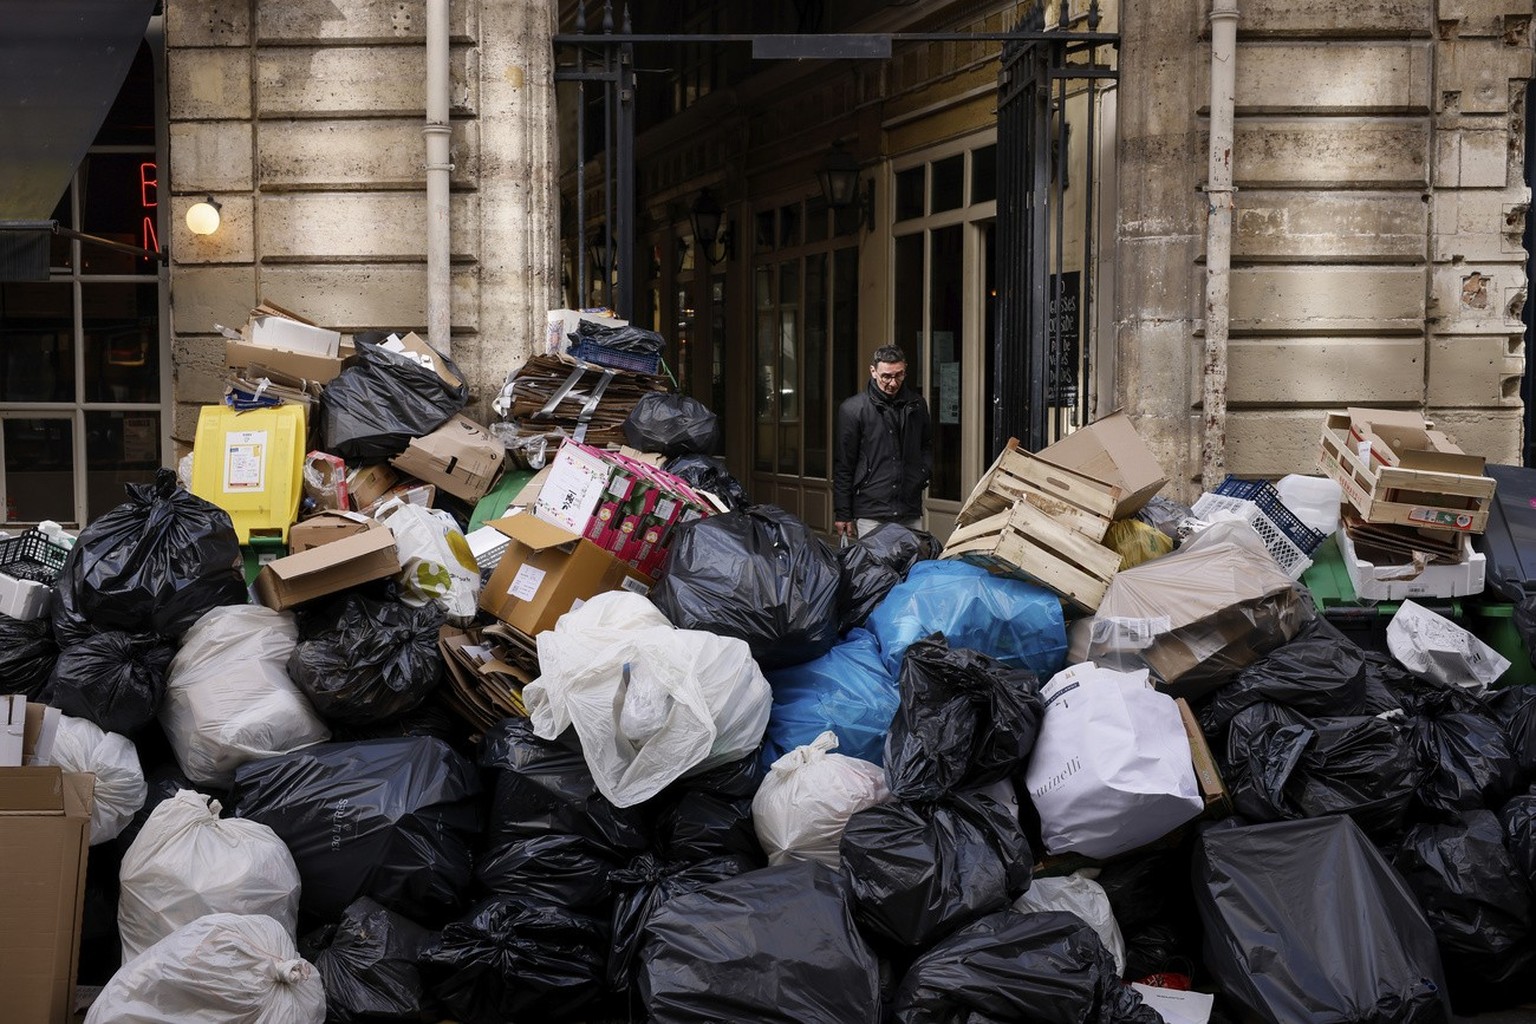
[[866, 560, 1067, 680], [763, 629, 898, 768]]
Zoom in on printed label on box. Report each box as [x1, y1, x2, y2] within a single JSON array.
[[224, 430, 268, 492], [508, 564, 547, 601], [619, 575, 650, 596], [1407, 507, 1475, 531]]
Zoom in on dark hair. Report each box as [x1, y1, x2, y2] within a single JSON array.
[[871, 344, 906, 366]]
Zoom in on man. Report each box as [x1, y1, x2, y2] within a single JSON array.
[[834, 344, 933, 540]]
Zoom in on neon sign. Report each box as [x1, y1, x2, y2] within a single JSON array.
[[139, 161, 158, 259]]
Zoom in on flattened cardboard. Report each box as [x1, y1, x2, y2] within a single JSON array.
[[390, 414, 506, 502], [0, 766, 94, 1024], [253, 524, 400, 610], [288, 509, 377, 553], [479, 514, 652, 636], [1037, 410, 1167, 518], [225, 338, 356, 383]]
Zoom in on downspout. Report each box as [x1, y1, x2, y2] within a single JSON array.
[[425, 0, 452, 355], [1202, 0, 1239, 490]]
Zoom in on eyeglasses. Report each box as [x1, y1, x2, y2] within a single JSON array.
[[876, 371, 906, 383]]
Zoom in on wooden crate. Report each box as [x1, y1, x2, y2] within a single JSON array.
[[1317, 413, 1495, 534], [956, 438, 1122, 539], [942, 497, 1122, 611]]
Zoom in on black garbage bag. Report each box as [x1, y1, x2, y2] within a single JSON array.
[[232, 737, 481, 925], [884, 637, 1044, 802], [650, 749, 766, 862], [836, 522, 940, 634], [651, 504, 840, 669], [607, 851, 757, 992], [1503, 792, 1536, 887], [1195, 816, 1452, 1024], [0, 613, 57, 698], [892, 909, 1164, 1024], [840, 787, 1032, 949], [51, 469, 245, 644], [475, 831, 619, 909], [1403, 682, 1518, 815], [571, 318, 666, 355], [1487, 686, 1536, 788], [663, 454, 750, 510], [622, 393, 721, 456], [422, 895, 610, 1024], [287, 595, 445, 726], [1222, 701, 1421, 842], [639, 859, 881, 1024], [306, 896, 434, 1023], [1394, 809, 1536, 1012], [44, 630, 174, 735], [320, 335, 469, 464], [1198, 618, 1377, 737], [1095, 845, 1202, 982], [329, 696, 468, 746]]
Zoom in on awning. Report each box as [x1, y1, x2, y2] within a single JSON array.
[[0, 0, 158, 220]]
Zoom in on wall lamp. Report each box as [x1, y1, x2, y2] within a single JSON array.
[[185, 195, 222, 236], [817, 141, 874, 233], [689, 188, 733, 265]]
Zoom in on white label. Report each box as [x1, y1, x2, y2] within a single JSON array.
[[508, 564, 547, 601], [619, 575, 650, 596], [224, 430, 268, 493]]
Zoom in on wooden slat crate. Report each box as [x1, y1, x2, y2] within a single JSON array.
[[956, 438, 1124, 539], [1317, 413, 1495, 534], [942, 497, 1123, 611]]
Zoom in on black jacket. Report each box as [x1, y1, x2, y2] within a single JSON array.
[[833, 381, 933, 521]]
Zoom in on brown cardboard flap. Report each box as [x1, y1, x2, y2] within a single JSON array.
[[1397, 448, 1486, 476], [487, 514, 582, 553], [267, 524, 395, 581], [392, 332, 463, 389]]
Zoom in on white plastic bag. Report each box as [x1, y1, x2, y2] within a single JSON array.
[[1013, 871, 1127, 976], [1025, 662, 1204, 859], [526, 591, 771, 807], [85, 913, 325, 1024], [119, 790, 302, 959], [752, 731, 891, 867], [1387, 599, 1509, 694], [374, 499, 481, 626], [50, 713, 146, 845], [163, 605, 330, 788]]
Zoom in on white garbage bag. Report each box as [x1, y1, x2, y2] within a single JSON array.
[[1013, 871, 1127, 976], [1025, 662, 1204, 859], [50, 713, 146, 845], [1387, 599, 1509, 695], [526, 591, 771, 807], [84, 913, 325, 1024], [118, 790, 302, 959], [752, 731, 890, 867], [162, 605, 330, 788], [375, 499, 481, 626]]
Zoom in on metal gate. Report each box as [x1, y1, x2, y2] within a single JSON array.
[[994, 2, 1118, 455]]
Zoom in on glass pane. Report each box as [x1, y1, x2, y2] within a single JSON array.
[[755, 210, 775, 254], [87, 410, 159, 520], [0, 282, 75, 402], [780, 203, 801, 248], [805, 195, 829, 244], [711, 277, 727, 427], [48, 187, 73, 270], [675, 286, 695, 397], [971, 144, 997, 204], [84, 283, 159, 403], [895, 166, 925, 221], [754, 266, 775, 472], [893, 233, 925, 392], [804, 253, 828, 479], [79, 152, 160, 274], [929, 225, 964, 501], [4, 418, 74, 524], [982, 222, 997, 460], [832, 246, 860, 424], [931, 154, 964, 213], [95, 43, 156, 146], [777, 260, 800, 476]]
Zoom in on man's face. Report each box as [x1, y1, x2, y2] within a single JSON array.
[[871, 360, 907, 397]]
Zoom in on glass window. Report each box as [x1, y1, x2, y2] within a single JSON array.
[[79, 153, 161, 274], [0, 283, 75, 402], [931, 154, 964, 214], [4, 418, 75, 523], [754, 265, 775, 472], [755, 210, 775, 254], [779, 203, 801, 249], [86, 410, 159, 519], [893, 233, 925, 392], [928, 225, 964, 501], [805, 195, 829, 244], [804, 254, 828, 479], [675, 286, 695, 397], [777, 260, 800, 476], [710, 276, 726, 422], [971, 144, 997, 204], [83, 284, 159, 403], [895, 166, 925, 221], [832, 247, 860, 416]]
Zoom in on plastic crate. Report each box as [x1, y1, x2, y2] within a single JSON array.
[[567, 340, 662, 375], [0, 529, 70, 585], [1209, 476, 1326, 555], [1190, 492, 1313, 580]]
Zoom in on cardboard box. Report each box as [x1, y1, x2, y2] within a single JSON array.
[[479, 514, 652, 636], [0, 766, 94, 1024], [245, 301, 341, 357], [225, 338, 356, 384], [348, 463, 400, 511], [390, 414, 506, 503], [536, 442, 619, 534], [288, 509, 377, 553], [1037, 410, 1168, 519], [1346, 407, 1465, 468], [385, 332, 463, 391], [253, 523, 400, 610], [1318, 413, 1494, 534]]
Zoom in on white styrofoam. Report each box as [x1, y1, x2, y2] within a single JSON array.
[[0, 571, 51, 620], [1338, 528, 1485, 601]]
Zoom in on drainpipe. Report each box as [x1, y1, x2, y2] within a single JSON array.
[[1202, 0, 1238, 490], [425, 0, 452, 355]]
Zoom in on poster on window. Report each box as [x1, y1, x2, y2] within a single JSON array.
[[939, 362, 961, 425], [1048, 271, 1081, 406], [122, 416, 158, 463]]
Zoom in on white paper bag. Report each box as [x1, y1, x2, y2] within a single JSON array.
[[1024, 662, 1204, 859], [1387, 599, 1509, 694]]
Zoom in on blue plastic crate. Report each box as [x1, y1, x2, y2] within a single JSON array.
[[567, 340, 663, 375]]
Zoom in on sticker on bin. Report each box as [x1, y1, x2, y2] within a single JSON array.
[[224, 430, 268, 493], [508, 564, 546, 601]]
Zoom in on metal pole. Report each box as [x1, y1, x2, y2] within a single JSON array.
[[424, 0, 452, 354], [1202, 0, 1239, 489]]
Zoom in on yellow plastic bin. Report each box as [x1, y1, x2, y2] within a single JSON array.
[[191, 404, 306, 544]]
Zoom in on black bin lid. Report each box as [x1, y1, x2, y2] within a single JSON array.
[[1475, 463, 1536, 602]]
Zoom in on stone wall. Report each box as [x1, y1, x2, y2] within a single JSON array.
[[163, 0, 558, 446]]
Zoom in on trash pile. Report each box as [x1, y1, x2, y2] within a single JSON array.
[[3, 308, 1536, 1024]]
